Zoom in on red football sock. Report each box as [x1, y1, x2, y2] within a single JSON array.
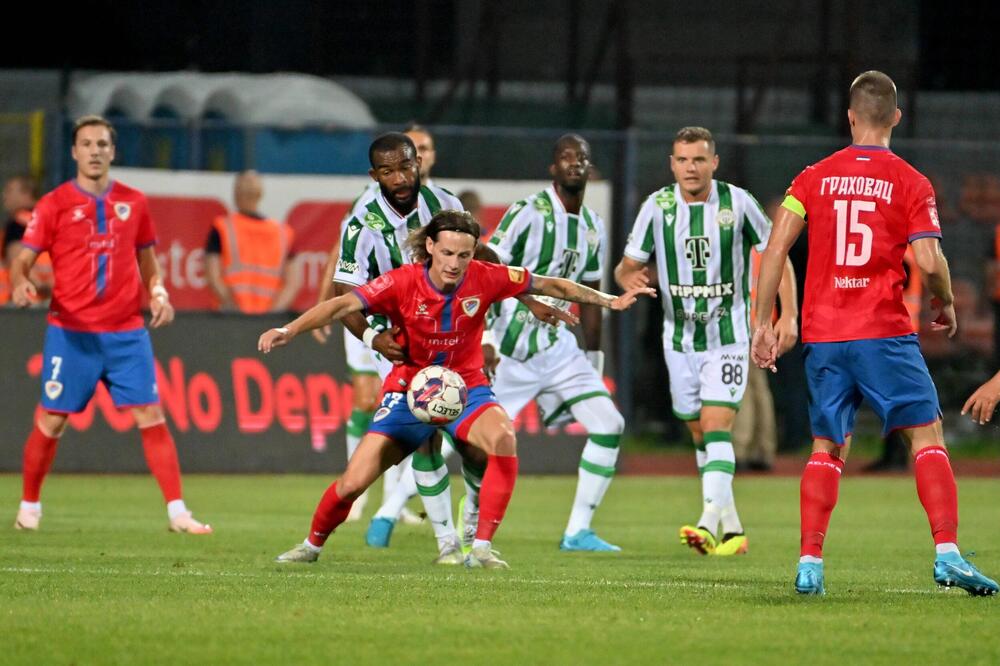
[[800, 452, 844, 558], [308, 481, 354, 547], [140, 422, 183, 503], [913, 445, 959, 545], [21, 423, 60, 502], [475, 454, 519, 542]]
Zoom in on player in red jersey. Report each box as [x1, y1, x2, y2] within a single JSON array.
[[752, 72, 996, 596], [9, 115, 211, 535], [260, 210, 652, 568]]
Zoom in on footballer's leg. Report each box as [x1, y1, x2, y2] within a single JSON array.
[[454, 435, 486, 554], [132, 405, 212, 535], [344, 367, 380, 522], [665, 348, 717, 554], [560, 396, 624, 552], [17, 325, 101, 530], [278, 432, 411, 563], [699, 406, 744, 556], [16, 411, 67, 530], [453, 391, 517, 569], [410, 436, 462, 564]]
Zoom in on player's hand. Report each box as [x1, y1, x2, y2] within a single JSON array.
[[524, 297, 579, 327], [961, 372, 1000, 424], [149, 296, 175, 328], [774, 314, 799, 357], [258, 327, 294, 353], [482, 344, 500, 382], [373, 327, 407, 365], [929, 298, 958, 338], [609, 287, 656, 311], [11, 280, 37, 307], [618, 266, 651, 292], [311, 324, 332, 344], [751, 323, 779, 372]]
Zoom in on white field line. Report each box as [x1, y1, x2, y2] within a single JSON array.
[[0, 566, 938, 594]]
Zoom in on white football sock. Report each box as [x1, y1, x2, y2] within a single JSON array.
[[565, 435, 620, 535], [166, 499, 188, 520], [411, 450, 456, 543]]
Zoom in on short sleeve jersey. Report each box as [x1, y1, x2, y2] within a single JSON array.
[[624, 180, 771, 352], [22, 180, 156, 332], [354, 261, 532, 392], [486, 186, 605, 361], [783, 145, 942, 343]]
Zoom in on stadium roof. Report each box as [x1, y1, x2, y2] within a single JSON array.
[[67, 72, 376, 129]]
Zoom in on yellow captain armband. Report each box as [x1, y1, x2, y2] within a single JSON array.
[[781, 195, 807, 220]]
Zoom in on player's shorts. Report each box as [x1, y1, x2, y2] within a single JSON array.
[[664, 342, 748, 420], [492, 332, 611, 427], [803, 334, 941, 446], [367, 385, 501, 453], [40, 325, 158, 413], [344, 330, 379, 376]]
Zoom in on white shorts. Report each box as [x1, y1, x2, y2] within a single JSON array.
[[664, 343, 748, 420], [492, 333, 610, 427], [344, 330, 380, 376]]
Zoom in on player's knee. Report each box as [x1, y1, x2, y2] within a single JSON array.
[[336, 473, 369, 501], [575, 398, 625, 436], [131, 404, 166, 428], [38, 411, 69, 437], [355, 393, 379, 413], [487, 425, 517, 456]]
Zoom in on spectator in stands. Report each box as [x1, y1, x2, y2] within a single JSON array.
[[204, 170, 301, 313], [457, 189, 483, 223], [1, 174, 51, 306]]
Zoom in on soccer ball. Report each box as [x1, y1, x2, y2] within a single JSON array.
[[406, 365, 468, 425]]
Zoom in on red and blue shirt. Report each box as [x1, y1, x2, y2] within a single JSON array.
[[354, 260, 532, 392], [783, 145, 941, 343], [22, 180, 157, 332]]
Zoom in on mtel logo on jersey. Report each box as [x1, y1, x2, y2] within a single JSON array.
[[833, 276, 871, 289], [820, 177, 894, 205]]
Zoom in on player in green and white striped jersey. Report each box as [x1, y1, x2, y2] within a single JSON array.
[[474, 134, 626, 553], [325, 132, 469, 561], [616, 127, 798, 557], [312, 126, 447, 527]]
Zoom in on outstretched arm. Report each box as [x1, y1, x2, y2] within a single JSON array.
[[258, 292, 365, 353], [528, 274, 655, 311]]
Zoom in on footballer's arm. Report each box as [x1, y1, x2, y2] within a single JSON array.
[[912, 237, 957, 338], [527, 274, 654, 311], [259, 291, 366, 353], [613, 256, 651, 292], [138, 246, 174, 328], [9, 246, 39, 306], [333, 281, 406, 362], [476, 245, 580, 327], [774, 257, 799, 355], [751, 206, 805, 370]]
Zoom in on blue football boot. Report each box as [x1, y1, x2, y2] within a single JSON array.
[[795, 561, 825, 595], [934, 552, 999, 596], [364, 516, 395, 548]]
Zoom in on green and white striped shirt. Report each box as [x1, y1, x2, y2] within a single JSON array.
[[488, 186, 605, 361], [334, 182, 464, 288], [625, 180, 770, 353]]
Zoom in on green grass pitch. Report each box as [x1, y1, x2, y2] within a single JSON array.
[[1, 474, 998, 665]]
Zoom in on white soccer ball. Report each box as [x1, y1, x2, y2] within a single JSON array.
[[406, 365, 468, 425]]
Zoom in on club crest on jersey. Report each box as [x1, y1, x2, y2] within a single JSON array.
[[460, 297, 481, 317], [114, 202, 131, 221], [716, 209, 735, 228], [44, 380, 63, 400], [364, 212, 385, 231], [655, 188, 676, 210], [534, 197, 552, 215], [372, 407, 392, 422]]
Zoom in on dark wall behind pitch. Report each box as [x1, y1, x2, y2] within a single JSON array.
[[0, 311, 585, 474]]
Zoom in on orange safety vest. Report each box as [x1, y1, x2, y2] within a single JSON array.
[[213, 212, 293, 314], [902, 246, 922, 332]]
